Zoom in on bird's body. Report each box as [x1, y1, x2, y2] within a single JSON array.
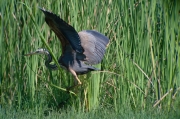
[[25, 8, 109, 87], [59, 50, 99, 75]]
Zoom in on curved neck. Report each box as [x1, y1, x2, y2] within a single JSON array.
[[44, 51, 58, 70]]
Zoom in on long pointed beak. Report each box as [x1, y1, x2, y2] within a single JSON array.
[[24, 48, 48, 56], [24, 51, 38, 56]]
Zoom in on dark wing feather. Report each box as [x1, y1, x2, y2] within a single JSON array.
[[78, 30, 109, 65], [39, 8, 84, 53]]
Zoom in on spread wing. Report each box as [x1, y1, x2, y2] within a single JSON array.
[[78, 30, 109, 65], [39, 8, 84, 53]]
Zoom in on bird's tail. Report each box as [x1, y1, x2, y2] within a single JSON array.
[[88, 66, 100, 71]]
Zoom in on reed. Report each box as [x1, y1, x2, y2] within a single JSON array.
[[0, 0, 179, 113]]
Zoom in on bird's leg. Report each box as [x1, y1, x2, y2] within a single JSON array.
[[69, 68, 82, 85], [67, 68, 82, 91]]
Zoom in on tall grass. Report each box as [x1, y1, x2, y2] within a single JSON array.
[[0, 0, 179, 114]]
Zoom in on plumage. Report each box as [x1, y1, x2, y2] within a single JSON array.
[[39, 8, 84, 53], [79, 30, 109, 64], [26, 8, 109, 88]]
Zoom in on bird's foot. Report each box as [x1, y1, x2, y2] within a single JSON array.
[[66, 83, 82, 93]]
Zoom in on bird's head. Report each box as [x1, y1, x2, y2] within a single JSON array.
[[24, 48, 49, 56]]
